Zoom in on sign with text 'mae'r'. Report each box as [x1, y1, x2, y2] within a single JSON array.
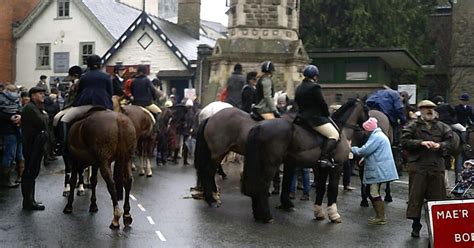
[[426, 199, 474, 248]]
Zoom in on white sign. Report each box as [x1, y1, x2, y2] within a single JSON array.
[[184, 88, 196, 100], [398, 84, 417, 105]]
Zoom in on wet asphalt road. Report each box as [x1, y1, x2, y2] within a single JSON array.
[[0, 157, 433, 248]]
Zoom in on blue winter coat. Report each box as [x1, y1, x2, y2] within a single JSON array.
[[366, 89, 406, 126], [72, 69, 113, 110], [351, 128, 399, 184]]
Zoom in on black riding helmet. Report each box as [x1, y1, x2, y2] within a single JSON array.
[[303, 65, 320, 78], [261, 61, 275, 73]]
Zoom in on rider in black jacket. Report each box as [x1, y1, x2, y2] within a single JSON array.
[[295, 65, 339, 167]]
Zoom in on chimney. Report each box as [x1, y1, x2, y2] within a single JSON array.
[[178, 0, 201, 39]]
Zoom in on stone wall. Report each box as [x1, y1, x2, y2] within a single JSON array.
[[450, 0, 474, 102]]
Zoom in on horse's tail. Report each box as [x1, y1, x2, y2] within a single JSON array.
[[114, 114, 135, 201], [195, 118, 211, 195], [242, 125, 262, 197]]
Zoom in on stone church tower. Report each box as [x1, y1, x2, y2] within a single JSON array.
[[206, 0, 309, 101]]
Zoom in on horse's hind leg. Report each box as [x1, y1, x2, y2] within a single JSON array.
[[63, 161, 78, 214], [122, 161, 133, 227], [99, 164, 122, 229], [384, 182, 392, 202], [77, 166, 85, 196], [89, 166, 99, 213]]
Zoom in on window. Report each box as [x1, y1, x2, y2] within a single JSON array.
[[80, 42, 95, 65], [346, 63, 369, 81], [58, 0, 70, 17], [36, 43, 51, 69]]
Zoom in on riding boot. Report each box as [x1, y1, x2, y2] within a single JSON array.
[[318, 139, 338, 168], [22, 179, 45, 211], [368, 200, 386, 225], [15, 160, 25, 184], [0, 166, 19, 188]]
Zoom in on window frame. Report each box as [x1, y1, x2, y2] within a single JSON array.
[[36, 43, 51, 70], [79, 42, 95, 66], [57, 0, 71, 18]]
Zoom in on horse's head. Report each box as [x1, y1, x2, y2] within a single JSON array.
[[331, 99, 369, 131]]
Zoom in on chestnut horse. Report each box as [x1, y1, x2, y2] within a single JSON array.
[[62, 109, 136, 229], [122, 105, 156, 177]]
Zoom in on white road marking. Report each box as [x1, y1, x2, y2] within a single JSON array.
[[130, 194, 137, 201], [147, 216, 155, 225], [155, 231, 167, 241], [137, 204, 146, 212]]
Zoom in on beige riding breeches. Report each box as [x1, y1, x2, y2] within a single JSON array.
[[313, 123, 340, 140], [61, 105, 94, 123], [145, 104, 162, 114]]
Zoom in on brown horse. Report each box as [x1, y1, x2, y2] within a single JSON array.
[[62, 109, 136, 229], [123, 105, 156, 177]]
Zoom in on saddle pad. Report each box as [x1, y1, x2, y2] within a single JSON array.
[[139, 106, 156, 124]]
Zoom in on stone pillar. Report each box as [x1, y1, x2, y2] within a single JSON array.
[[196, 44, 213, 104]]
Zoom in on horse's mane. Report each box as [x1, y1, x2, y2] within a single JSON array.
[[331, 99, 358, 122]]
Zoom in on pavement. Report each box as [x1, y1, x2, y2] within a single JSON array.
[[0, 157, 440, 248]]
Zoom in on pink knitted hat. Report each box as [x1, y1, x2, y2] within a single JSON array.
[[362, 117, 378, 132]]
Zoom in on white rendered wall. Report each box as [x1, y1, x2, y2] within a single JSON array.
[[15, 1, 111, 88], [105, 25, 187, 76]]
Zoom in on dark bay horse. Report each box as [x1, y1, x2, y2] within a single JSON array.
[[62, 110, 136, 229], [240, 100, 368, 223], [123, 105, 156, 177]]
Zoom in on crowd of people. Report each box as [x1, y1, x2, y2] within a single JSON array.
[[0, 54, 200, 210], [2, 56, 474, 238]]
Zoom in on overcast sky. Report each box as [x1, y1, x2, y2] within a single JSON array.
[[201, 0, 229, 26]]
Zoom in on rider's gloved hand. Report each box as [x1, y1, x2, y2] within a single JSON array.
[[273, 111, 281, 118]]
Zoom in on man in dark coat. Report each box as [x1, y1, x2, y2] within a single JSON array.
[[225, 63, 246, 108], [454, 93, 474, 127], [295, 65, 338, 167], [240, 71, 257, 113], [21, 87, 49, 211], [401, 100, 453, 238], [111, 64, 126, 112], [131, 65, 163, 121], [72, 55, 113, 110]]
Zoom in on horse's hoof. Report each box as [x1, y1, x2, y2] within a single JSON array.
[[146, 174, 152, 178], [276, 205, 296, 212], [63, 206, 73, 214], [138, 173, 145, 176], [255, 218, 274, 224], [123, 214, 133, 227], [77, 190, 85, 196], [109, 223, 120, 229], [209, 201, 220, 208], [330, 218, 342, 224], [384, 196, 393, 203], [62, 191, 70, 197], [314, 216, 325, 221], [89, 205, 98, 213]]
